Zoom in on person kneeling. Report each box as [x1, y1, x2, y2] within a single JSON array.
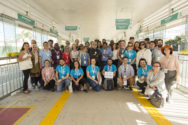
[[70, 60, 88, 92], [137, 58, 152, 94], [118, 57, 135, 91], [42, 60, 55, 91], [102, 59, 117, 90], [86, 58, 100, 92], [56, 59, 70, 92], [145, 62, 167, 108]]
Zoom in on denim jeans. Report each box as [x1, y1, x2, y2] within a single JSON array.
[[57, 78, 70, 92], [88, 79, 100, 92]]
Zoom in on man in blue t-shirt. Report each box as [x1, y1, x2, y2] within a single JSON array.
[[102, 59, 117, 89], [56, 58, 70, 92], [137, 58, 152, 94]]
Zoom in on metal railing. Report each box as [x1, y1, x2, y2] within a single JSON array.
[[0, 57, 23, 99], [178, 54, 188, 88]]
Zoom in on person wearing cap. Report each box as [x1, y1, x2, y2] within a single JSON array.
[[160, 45, 179, 103]]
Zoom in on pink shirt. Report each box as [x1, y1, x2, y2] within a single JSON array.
[[42, 67, 54, 81], [160, 55, 179, 76]]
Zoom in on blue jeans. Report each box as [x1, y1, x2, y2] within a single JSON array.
[[88, 79, 100, 92], [57, 78, 70, 92]]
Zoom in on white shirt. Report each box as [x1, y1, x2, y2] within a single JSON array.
[[112, 50, 118, 60]]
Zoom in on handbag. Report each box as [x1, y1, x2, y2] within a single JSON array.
[[150, 91, 164, 108], [19, 53, 33, 70]]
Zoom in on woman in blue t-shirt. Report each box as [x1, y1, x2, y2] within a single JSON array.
[[70, 60, 88, 92], [137, 58, 152, 94], [86, 58, 100, 91]]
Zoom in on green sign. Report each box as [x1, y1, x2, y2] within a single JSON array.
[[116, 25, 129, 30], [116, 19, 130, 25], [17, 13, 35, 26], [116, 19, 130, 30], [161, 13, 178, 25], [65, 26, 78, 31], [83, 37, 90, 42], [50, 28, 58, 35]]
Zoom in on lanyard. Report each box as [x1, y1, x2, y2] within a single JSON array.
[[75, 69, 80, 78], [108, 66, 112, 72], [91, 66, 96, 74], [142, 66, 147, 75]]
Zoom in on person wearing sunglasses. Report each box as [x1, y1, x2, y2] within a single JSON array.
[[145, 62, 167, 105], [136, 41, 152, 68], [118, 57, 134, 91]]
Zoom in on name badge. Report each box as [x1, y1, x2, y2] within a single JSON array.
[[121, 54, 124, 58], [57, 55, 60, 59], [129, 59, 131, 62], [92, 75, 95, 79], [84, 61, 87, 64]]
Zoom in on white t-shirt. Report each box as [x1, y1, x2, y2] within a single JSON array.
[[112, 50, 118, 60]]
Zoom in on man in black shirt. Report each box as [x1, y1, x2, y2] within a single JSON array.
[[89, 41, 101, 67]]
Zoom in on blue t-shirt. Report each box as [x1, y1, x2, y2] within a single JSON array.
[[86, 65, 100, 79], [39, 49, 52, 67], [56, 65, 70, 79], [123, 50, 136, 64], [137, 65, 152, 77], [103, 64, 117, 72], [78, 53, 90, 66], [70, 68, 84, 79]]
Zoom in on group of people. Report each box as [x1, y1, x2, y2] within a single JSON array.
[[18, 37, 179, 107]]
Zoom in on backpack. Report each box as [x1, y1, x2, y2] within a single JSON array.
[[103, 78, 114, 90], [150, 91, 164, 108]]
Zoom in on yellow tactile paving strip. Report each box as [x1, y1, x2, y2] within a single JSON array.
[[132, 88, 172, 125]]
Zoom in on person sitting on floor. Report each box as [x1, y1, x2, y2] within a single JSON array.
[[70, 60, 88, 92]]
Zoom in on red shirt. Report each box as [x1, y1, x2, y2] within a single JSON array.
[[62, 52, 70, 65]]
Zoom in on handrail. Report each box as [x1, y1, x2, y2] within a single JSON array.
[[0, 56, 18, 60], [0, 61, 23, 99]]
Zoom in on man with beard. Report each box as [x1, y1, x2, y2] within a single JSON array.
[[153, 39, 164, 62], [102, 59, 117, 90], [89, 41, 101, 67]]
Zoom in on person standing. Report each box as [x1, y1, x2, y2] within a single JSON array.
[[39, 42, 52, 69], [101, 42, 113, 69], [89, 41, 101, 67], [160, 45, 179, 103], [78, 47, 90, 78], [153, 39, 164, 63], [136, 42, 152, 68], [18, 42, 33, 94], [117, 40, 126, 67], [62, 46, 71, 66], [51, 43, 62, 68], [30, 44, 41, 89]]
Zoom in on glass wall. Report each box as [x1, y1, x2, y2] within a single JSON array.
[[0, 16, 59, 57]]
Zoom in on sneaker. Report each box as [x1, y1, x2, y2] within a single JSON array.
[[35, 86, 39, 90], [32, 84, 35, 89]]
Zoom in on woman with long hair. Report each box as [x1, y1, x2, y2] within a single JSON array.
[[18, 42, 33, 94]]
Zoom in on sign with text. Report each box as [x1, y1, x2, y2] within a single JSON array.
[[65, 26, 78, 31], [116, 19, 130, 30], [17, 13, 35, 26], [161, 13, 179, 25]]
